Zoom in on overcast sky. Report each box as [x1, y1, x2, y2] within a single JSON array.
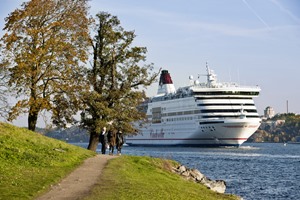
[[1, 0, 300, 127]]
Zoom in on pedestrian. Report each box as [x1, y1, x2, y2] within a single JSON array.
[[116, 130, 124, 155], [107, 129, 116, 155], [99, 127, 108, 154]]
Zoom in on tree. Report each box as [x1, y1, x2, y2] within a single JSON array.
[[81, 12, 159, 151], [0, 0, 90, 131], [0, 60, 10, 119]]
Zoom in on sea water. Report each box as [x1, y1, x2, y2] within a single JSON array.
[[73, 142, 300, 200]]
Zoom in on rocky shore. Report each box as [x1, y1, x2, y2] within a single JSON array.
[[172, 164, 227, 194]]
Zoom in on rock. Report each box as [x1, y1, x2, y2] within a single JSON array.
[[177, 165, 186, 173], [190, 169, 205, 181], [212, 180, 226, 193], [181, 170, 190, 177], [172, 164, 226, 194], [202, 179, 226, 193]]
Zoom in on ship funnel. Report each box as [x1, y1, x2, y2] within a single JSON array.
[[157, 70, 176, 95]]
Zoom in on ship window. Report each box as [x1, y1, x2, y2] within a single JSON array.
[[193, 91, 259, 96], [152, 107, 162, 124], [195, 97, 252, 100], [198, 103, 255, 106], [201, 115, 260, 119], [200, 109, 258, 113], [184, 111, 193, 115]]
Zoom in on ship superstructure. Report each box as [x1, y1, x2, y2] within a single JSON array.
[[126, 64, 261, 147]]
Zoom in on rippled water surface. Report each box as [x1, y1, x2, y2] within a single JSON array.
[[73, 143, 300, 200]]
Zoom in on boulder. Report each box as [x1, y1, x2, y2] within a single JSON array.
[[177, 165, 186, 173], [190, 168, 205, 181], [202, 178, 226, 193], [174, 164, 226, 194]]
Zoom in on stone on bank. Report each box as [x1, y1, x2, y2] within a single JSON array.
[[173, 165, 226, 194]]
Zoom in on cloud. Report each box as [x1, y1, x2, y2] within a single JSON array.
[[98, 5, 270, 38], [167, 20, 272, 38], [242, 0, 271, 30], [87, 1, 300, 39], [269, 0, 300, 24]]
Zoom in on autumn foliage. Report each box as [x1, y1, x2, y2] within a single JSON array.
[[1, 0, 90, 131], [0, 1, 158, 151]]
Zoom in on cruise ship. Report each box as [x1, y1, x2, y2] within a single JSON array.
[[126, 64, 261, 147]]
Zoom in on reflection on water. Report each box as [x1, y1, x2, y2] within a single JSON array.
[[72, 142, 300, 200]]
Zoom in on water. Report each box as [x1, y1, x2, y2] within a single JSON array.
[[73, 142, 300, 200]]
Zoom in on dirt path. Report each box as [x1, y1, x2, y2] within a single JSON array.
[[36, 154, 115, 200]]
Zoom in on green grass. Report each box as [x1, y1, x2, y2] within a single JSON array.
[[0, 123, 239, 200], [0, 123, 96, 200], [84, 156, 239, 200]]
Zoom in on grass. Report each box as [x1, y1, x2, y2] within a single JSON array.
[[0, 123, 239, 200], [0, 123, 96, 200], [84, 156, 239, 200]]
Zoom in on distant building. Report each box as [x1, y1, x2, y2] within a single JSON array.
[[264, 106, 275, 119], [260, 119, 285, 130]]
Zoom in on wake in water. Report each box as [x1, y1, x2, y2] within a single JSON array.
[[238, 145, 260, 150], [222, 145, 260, 150]]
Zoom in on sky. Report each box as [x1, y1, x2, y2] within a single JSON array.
[[1, 0, 300, 127]]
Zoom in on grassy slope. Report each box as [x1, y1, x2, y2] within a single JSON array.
[[85, 156, 239, 200], [0, 123, 239, 200], [0, 123, 96, 200]]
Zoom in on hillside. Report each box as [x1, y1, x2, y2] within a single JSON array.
[[0, 123, 96, 199], [36, 126, 90, 143], [0, 123, 239, 200], [85, 156, 239, 200], [248, 113, 300, 143]]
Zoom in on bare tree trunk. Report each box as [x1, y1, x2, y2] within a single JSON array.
[[28, 107, 38, 131], [87, 130, 100, 151]]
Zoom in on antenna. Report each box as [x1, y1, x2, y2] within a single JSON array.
[[206, 62, 209, 73], [198, 62, 209, 80]]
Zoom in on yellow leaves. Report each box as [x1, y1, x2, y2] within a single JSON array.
[[1, 0, 91, 128], [28, 97, 52, 112], [8, 100, 28, 121], [1, 33, 18, 51]]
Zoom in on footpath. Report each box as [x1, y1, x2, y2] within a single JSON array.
[[36, 154, 115, 200]]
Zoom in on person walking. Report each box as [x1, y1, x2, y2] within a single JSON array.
[[99, 127, 108, 154], [116, 130, 124, 155], [107, 129, 116, 155]]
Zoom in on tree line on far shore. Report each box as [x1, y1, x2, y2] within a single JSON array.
[[41, 112, 300, 144], [248, 113, 300, 143], [0, 0, 159, 151]]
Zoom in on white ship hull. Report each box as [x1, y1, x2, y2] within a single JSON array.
[[126, 118, 260, 147]]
